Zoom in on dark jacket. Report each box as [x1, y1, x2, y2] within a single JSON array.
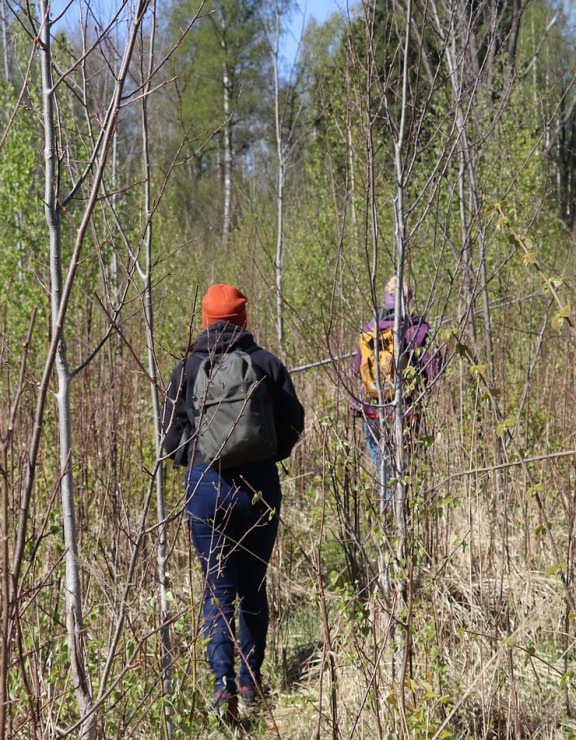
[[162, 321, 305, 467], [351, 307, 439, 418]]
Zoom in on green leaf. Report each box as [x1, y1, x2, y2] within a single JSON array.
[[523, 645, 536, 666], [455, 341, 472, 359], [437, 694, 452, 705], [405, 677, 419, 692], [487, 199, 507, 213], [496, 418, 516, 436], [386, 691, 397, 706], [526, 483, 545, 500], [545, 562, 566, 576], [522, 252, 536, 265], [560, 669, 574, 689], [552, 305, 571, 330], [438, 327, 457, 344], [469, 364, 487, 378]]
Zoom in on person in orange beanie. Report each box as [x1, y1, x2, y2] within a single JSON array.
[[163, 283, 304, 721], [201, 283, 248, 329]]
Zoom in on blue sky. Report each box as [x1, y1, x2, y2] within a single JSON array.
[[283, 0, 342, 67], [49, 0, 345, 73], [51, 0, 343, 47], [292, 0, 340, 27]]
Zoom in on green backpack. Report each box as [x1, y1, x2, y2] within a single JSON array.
[[192, 349, 278, 468]]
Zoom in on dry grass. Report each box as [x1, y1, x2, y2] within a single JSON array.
[[3, 292, 576, 739]]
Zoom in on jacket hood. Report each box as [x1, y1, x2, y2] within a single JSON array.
[[193, 321, 256, 355], [377, 307, 394, 323]]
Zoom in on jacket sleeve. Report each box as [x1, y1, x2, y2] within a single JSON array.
[[406, 317, 443, 384], [350, 343, 370, 417], [275, 367, 304, 461], [259, 352, 304, 461], [352, 346, 362, 375], [161, 362, 190, 461]]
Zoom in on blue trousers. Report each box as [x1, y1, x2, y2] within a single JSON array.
[[185, 461, 281, 693], [364, 414, 417, 506], [364, 417, 392, 502]]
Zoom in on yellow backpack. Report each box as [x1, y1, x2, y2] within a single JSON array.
[[358, 327, 407, 402]]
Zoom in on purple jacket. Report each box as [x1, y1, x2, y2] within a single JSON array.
[[351, 307, 438, 418]]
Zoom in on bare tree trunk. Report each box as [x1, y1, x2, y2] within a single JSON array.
[[0, 440, 7, 740], [390, 0, 412, 690], [431, 0, 509, 566], [222, 58, 232, 242], [4, 1, 151, 734], [345, 64, 357, 228], [110, 126, 120, 304], [432, 0, 497, 379], [360, 7, 389, 603], [458, 155, 478, 350], [260, 0, 305, 356], [139, 4, 174, 735], [0, 0, 9, 83], [0, 314, 34, 740], [271, 2, 285, 353], [38, 3, 95, 735]]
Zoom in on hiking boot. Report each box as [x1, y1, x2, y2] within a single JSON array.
[[211, 688, 238, 721], [237, 681, 262, 711]]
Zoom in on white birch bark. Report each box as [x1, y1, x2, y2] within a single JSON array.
[[0, 0, 9, 83], [140, 3, 174, 735], [19, 1, 152, 734], [389, 0, 412, 682], [272, 2, 285, 352], [261, 0, 303, 354], [38, 3, 95, 734], [222, 26, 232, 242]]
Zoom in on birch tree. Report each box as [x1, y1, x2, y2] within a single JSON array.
[[0, 0, 169, 734], [259, 0, 301, 353], [35, 2, 153, 734], [165, 0, 272, 246]]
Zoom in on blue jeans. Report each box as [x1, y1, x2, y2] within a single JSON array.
[[364, 417, 393, 502], [185, 461, 281, 693]]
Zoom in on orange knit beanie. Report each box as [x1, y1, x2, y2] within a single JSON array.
[[201, 283, 248, 328]]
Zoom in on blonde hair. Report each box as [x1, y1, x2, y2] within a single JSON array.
[[385, 275, 410, 297]]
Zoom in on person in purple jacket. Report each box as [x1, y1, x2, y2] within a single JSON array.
[[351, 276, 438, 496], [162, 284, 304, 721]]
